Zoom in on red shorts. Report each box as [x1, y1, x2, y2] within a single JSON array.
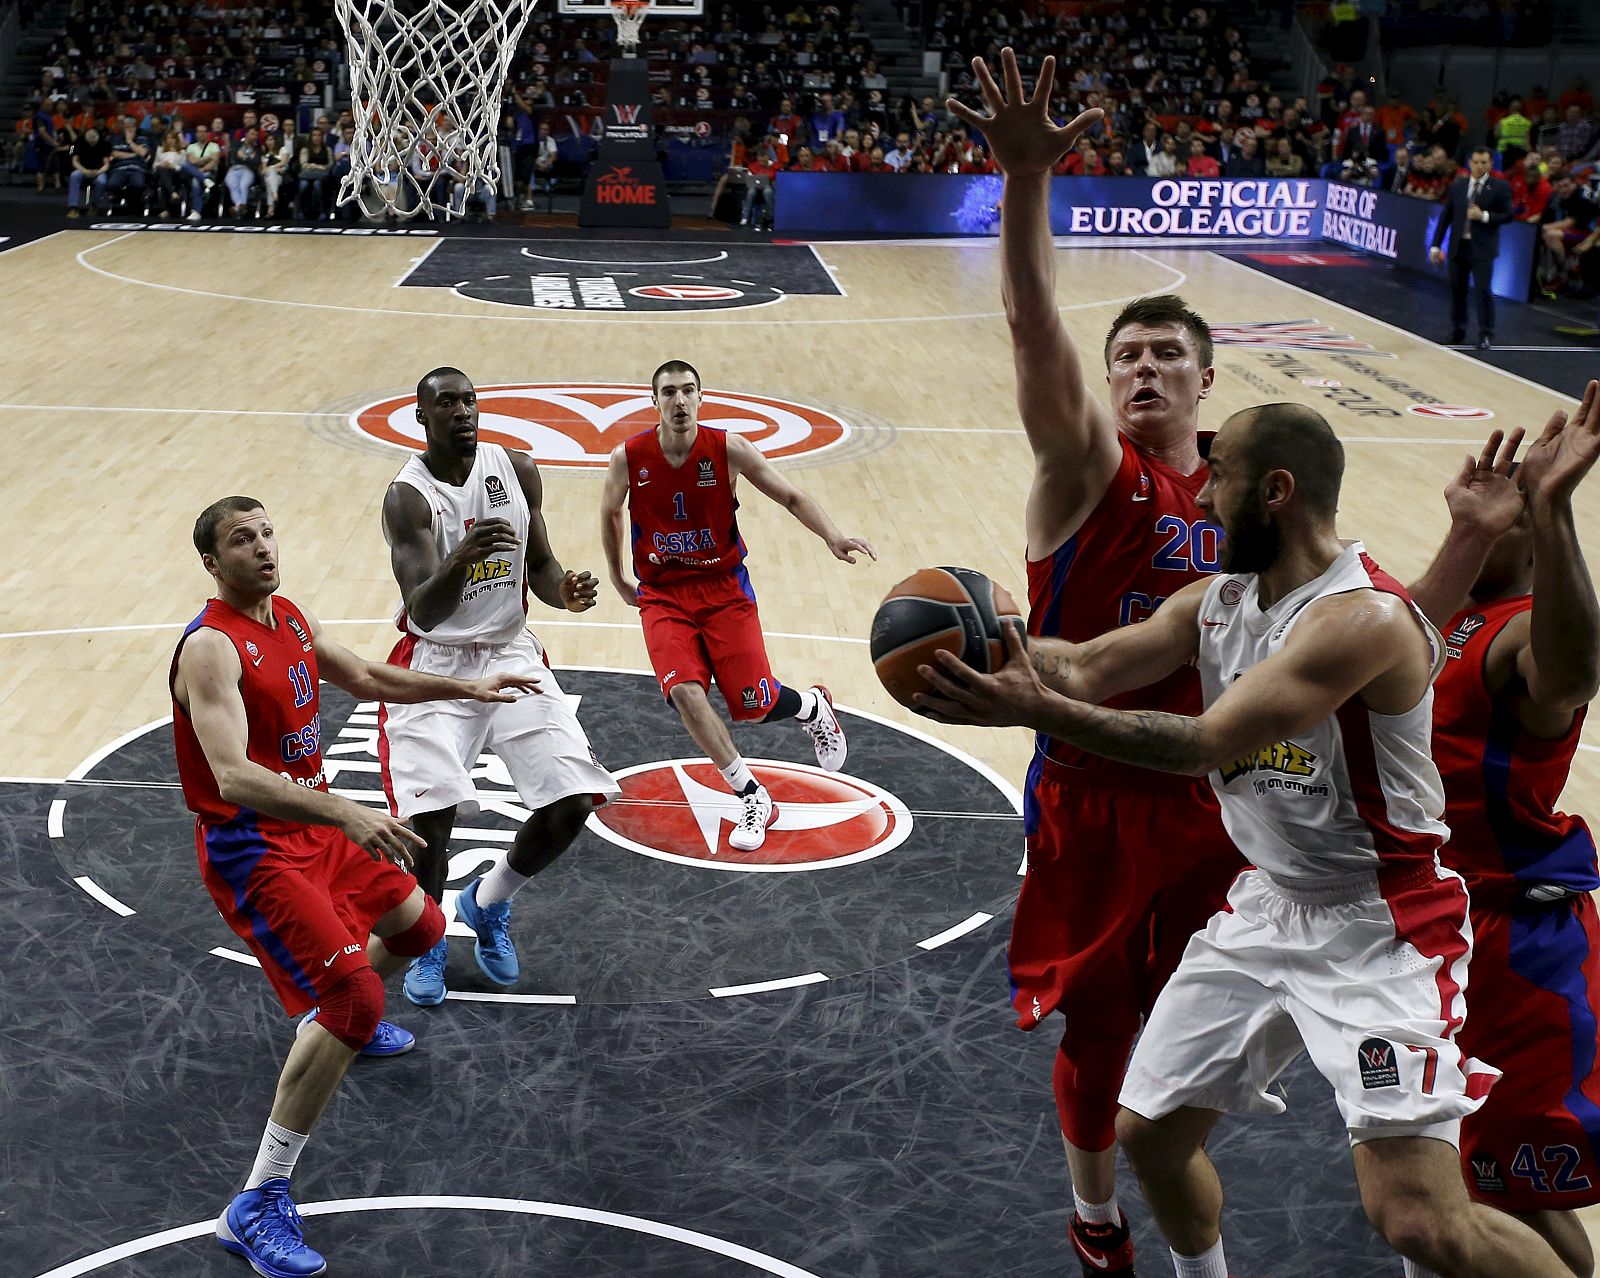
[[196, 818, 418, 1016], [638, 569, 779, 722], [1456, 893, 1600, 1211], [1010, 754, 1241, 1037]]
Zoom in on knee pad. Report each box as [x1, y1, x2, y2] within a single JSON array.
[[381, 895, 445, 958], [316, 966, 384, 1052], [1053, 1029, 1137, 1152]]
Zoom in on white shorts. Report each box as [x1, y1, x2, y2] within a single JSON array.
[[1119, 864, 1498, 1145], [378, 630, 619, 820]]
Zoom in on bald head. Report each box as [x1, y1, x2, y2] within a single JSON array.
[[1224, 402, 1345, 520]]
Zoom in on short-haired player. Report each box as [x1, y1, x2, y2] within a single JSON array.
[[599, 360, 876, 850], [947, 47, 1241, 1274], [380, 367, 620, 1006], [174, 497, 536, 1277]]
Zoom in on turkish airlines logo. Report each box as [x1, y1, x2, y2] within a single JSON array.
[[590, 759, 912, 871], [630, 284, 745, 301], [349, 382, 850, 469]]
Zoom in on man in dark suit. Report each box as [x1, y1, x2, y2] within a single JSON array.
[[1339, 103, 1380, 160], [1430, 146, 1514, 349]]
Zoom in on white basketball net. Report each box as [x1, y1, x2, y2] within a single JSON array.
[[335, 0, 543, 219], [611, 0, 648, 57]]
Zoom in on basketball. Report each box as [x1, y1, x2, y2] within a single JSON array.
[[870, 567, 1024, 711]]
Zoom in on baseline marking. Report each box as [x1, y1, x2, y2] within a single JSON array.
[[30, 1194, 827, 1278]]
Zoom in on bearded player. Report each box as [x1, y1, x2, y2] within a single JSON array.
[[599, 360, 875, 852], [947, 48, 1241, 1274]]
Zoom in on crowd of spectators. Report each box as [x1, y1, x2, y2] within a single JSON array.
[[8, 0, 1599, 288]]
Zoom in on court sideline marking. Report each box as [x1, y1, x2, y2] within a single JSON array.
[[70, 232, 1187, 326]]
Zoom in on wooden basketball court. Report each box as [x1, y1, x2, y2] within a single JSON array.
[[4, 224, 1597, 1275]]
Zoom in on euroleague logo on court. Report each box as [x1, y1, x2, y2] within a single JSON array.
[[592, 759, 912, 871], [349, 383, 851, 469]]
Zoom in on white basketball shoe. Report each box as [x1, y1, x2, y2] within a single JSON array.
[[801, 685, 847, 771], [728, 784, 776, 852]]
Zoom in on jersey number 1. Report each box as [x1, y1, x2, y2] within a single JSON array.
[[288, 661, 314, 708], [672, 492, 687, 522]]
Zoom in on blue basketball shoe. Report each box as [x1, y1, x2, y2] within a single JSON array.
[[454, 877, 519, 985], [297, 1008, 415, 1057], [402, 937, 449, 1007], [217, 1178, 327, 1277]]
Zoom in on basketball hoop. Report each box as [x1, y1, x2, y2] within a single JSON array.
[[335, 0, 544, 220], [610, 0, 649, 58]]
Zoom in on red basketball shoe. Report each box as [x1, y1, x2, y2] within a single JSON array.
[[1070, 1211, 1136, 1276]]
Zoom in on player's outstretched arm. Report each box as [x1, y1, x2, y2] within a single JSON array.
[[726, 433, 876, 563], [508, 450, 598, 613], [947, 48, 1118, 554], [1512, 378, 1600, 717], [916, 576, 1206, 721], [381, 481, 521, 631], [599, 445, 639, 607], [175, 629, 426, 864], [921, 588, 1421, 778], [1408, 425, 1527, 628], [303, 608, 541, 705]]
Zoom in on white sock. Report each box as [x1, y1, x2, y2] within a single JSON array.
[[244, 1119, 308, 1189], [1073, 1188, 1121, 1227], [1171, 1238, 1228, 1278], [476, 856, 531, 907], [1402, 1260, 1442, 1278], [719, 756, 757, 795], [795, 686, 820, 721]]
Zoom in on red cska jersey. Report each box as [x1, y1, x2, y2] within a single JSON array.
[[1027, 434, 1221, 781], [170, 595, 327, 833], [625, 425, 748, 588], [1431, 596, 1597, 906]]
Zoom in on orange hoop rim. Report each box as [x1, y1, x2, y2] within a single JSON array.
[[610, 0, 648, 10]]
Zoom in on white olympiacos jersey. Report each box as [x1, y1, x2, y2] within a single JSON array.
[[385, 442, 531, 647], [1196, 540, 1449, 885]]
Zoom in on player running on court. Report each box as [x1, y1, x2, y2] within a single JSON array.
[[173, 496, 536, 1278], [946, 47, 1241, 1274], [917, 402, 1572, 1278], [599, 359, 876, 852], [380, 367, 619, 1007], [1410, 381, 1600, 1278]]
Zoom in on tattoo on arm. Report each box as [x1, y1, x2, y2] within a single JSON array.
[[1055, 703, 1211, 776], [1031, 647, 1071, 689]]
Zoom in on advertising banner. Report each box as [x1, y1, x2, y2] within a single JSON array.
[[774, 174, 1533, 300], [1318, 182, 1538, 301]]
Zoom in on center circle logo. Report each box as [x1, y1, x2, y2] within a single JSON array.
[[349, 382, 850, 469], [592, 758, 912, 871], [50, 669, 1021, 1004]]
